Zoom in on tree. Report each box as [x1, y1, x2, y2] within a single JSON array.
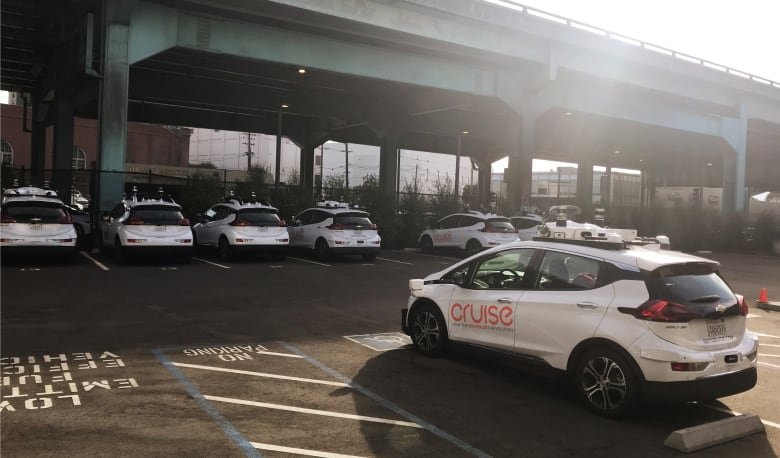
[[175, 172, 224, 219], [430, 176, 459, 217], [235, 165, 271, 201], [322, 174, 346, 201]]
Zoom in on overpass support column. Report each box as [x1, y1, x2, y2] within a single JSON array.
[[300, 143, 315, 204], [30, 92, 47, 187], [378, 133, 400, 247], [476, 159, 492, 210], [52, 55, 75, 199], [98, 1, 130, 211], [506, 114, 535, 213], [721, 109, 747, 213], [576, 162, 594, 219]]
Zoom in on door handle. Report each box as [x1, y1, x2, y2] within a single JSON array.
[[577, 302, 599, 309], [497, 298, 513, 304]]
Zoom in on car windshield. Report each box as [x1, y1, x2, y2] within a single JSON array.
[[334, 212, 373, 228], [238, 208, 281, 226], [2, 201, 66, 223], [486, 218, 515, 233], [130, 205, 184, 225]]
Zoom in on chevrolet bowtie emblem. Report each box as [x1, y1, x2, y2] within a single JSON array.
[[715, 304, 727, 313]]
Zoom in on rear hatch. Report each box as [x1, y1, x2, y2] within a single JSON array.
[[125, 205, 190, 238], [629, 262, 745, 351], [483, 218, 517, 240], [233, 208, 286, 236], [1, 201, 74, 238], [330, 212, 376, 238]]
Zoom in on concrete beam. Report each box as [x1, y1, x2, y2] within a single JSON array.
[[128, 2, 179, 64]]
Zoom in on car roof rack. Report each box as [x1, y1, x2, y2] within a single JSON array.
[[316, 200, 353, 209], [532, 235, 626, 250], [2, 185, 60, 199], [128, 186, 177, 204]]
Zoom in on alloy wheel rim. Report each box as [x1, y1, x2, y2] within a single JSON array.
[[413, 311, 439, 352], [581, 356, 627, 410]]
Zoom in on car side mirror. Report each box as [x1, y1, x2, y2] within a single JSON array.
[[451, 271, 467, 287]]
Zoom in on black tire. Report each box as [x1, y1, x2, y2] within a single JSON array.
[[114, 238, 128, 265], [217, 236, 233, 261], [420, 236, 434, 254], [271, 252, 287, 261], [362, 252, 376, 262], [315, 239, 331, 262], [574, 346, 640, 418], [410, 303, 448, 357], [465, 239, 482, 257]]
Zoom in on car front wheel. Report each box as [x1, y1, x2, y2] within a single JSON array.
[[315, 239, 331, 261], [218, 236, 233, 261], [465, 239, 482, 257], [575, 347, 640, 418], [420, 236, 434, 254], [410, 304, 448, 357]]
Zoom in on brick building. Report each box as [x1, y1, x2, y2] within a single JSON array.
[[0, 103, 191, 171]]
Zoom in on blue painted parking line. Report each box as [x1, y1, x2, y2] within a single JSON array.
[[152, 348, 262, 458]]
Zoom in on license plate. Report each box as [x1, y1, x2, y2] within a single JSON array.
[[353, 230, 363, 236], [29, 224, 42, 231], [707, 321, 727, 337], [154, 226, 167, 232]]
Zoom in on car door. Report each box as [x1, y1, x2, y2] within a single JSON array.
[[205, 205, 233, 244], [452, 215, 480, 249], [432, 215, 459, 247], [303, 210, 329, 248], [513, 249, 613, 368], [448, 248, 537, 351], [288, 210, 310, 247], [101, 203, 126, 246]]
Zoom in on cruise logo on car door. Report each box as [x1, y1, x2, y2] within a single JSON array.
[[450, 303, 513, 332]]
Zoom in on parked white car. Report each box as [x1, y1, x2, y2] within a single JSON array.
[[1, 186, 77, 258], [287, 201, 380, 261], [418, 212, 518, 256], [510, 213, 543, 241], [97, 189, 193, 263], [192, 195, 288, 261], [402, 233, 756, 417]]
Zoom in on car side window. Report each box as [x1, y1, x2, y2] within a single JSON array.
[[513, 217, 539, 230], [110, 203, 125, 219], [214, 206, 233, 221], [459, 216, 480, 228], [310, 211, 329, 225], [438, 215, 459, 229], [295, 211, 311, 225], [535, 251, 601, 290], [469, 248, 536, 290]]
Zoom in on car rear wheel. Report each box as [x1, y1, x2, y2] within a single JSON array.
[[410, 304, 448, 357], [575, 346, 640, 418], [315, 239, 331, 261], [465, 239, 482, 257], [420, 236, 434, 254], [217, 236, 233, 261]]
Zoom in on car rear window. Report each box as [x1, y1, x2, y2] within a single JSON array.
[[2, 202, 66, 223], [647, 263, 738, 315], [486, 218, 515, 233], [511, 217, 540, 230], [238, 208, 281, 226], [334, 212, 373, 228], [130, 205, 184, 225]]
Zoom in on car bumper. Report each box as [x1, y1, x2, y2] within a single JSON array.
[[330, 246, 380, 255], [642, 367, 757, 402], [229, 244, 288, 253], [122, 246, 192, 256], [1, 245, 77, 256]]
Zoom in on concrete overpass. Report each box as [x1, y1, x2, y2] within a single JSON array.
[[2, 0, 779, 215]]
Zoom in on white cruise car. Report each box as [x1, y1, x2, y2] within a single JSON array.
[[1, 186, 77, 258], [418, 212, 518, 255], [510, 213, 543, 241], [402, 233, 756, 417], [192, 194, 288, 261], [97, 189, 193, 263], [288, 201, 380, 261]]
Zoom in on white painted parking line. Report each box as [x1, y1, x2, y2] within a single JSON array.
[[410, 252, 461, 261], [747, 313, 761, 319], [80, 251, 109, 271], [289, 256, 331, 267], [758, 353, 780, 358], [760, 343, 780, 348], [251, 442, 365, 458], [376, 257, 413, 266], [697, 403, 780, 430], [361, 263, 375, 266], [172, 362, 350, 387], [204, 395, 422, 428], [753, 331, 780, 339], [759, 361, 780, 369], [193, 257, 231, 269]]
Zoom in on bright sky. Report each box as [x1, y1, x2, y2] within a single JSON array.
[[491, 0, 780, 172]]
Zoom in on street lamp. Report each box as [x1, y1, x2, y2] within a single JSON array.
[[454, 131, 468, 201]]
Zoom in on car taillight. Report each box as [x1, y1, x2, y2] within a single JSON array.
[[179, 218, 190, 226], [56, 215, 73, 224], [230, 219, 250, 227], [369, 223, 378, 230], [124, 217, 145, 225], [736, 294, 748, 316], [327, 223, 347, 230], [618, 299, 698, 322], [1, 215, 16, 223], [278, 219, 287, 227]]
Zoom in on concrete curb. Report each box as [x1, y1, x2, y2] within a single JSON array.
[[757, 301, 780, 312], [664, 414, 765, 453]]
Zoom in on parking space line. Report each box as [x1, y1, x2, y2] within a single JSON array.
[[204, 395, 422, 428], [289, 257, 331, 267], [753, 331, 780, 339], [152, 349, 261, 457], [759, 361, 780, 369], [698, 403, 780, 429], [172, 362, 350, 387], [279, 341, 491, 458], [758, 353, 780, 357], [80, 251, 110, 271], [408, 252, 461, 261], [193, 257, 231, 269], [760, 343, 780, 347], [250, 442, 364, 458], [376, 257, 413, 265]]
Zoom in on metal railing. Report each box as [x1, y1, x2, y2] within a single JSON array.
[[490, 0, 780, 90]]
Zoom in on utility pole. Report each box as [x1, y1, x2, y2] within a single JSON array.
[[344, 141, 349, 191], [242, 132, 254, 170], [319, 144, 324, 198]]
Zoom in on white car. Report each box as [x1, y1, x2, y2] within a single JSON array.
[[402, 234, 757, 417], [192, 195, 288, 261], [510, 213, 543, 241], [288, 201, 380, 261], [1, 186, 77, 258], [97, 190, 193, 264], [418, 212, 519, 256]]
